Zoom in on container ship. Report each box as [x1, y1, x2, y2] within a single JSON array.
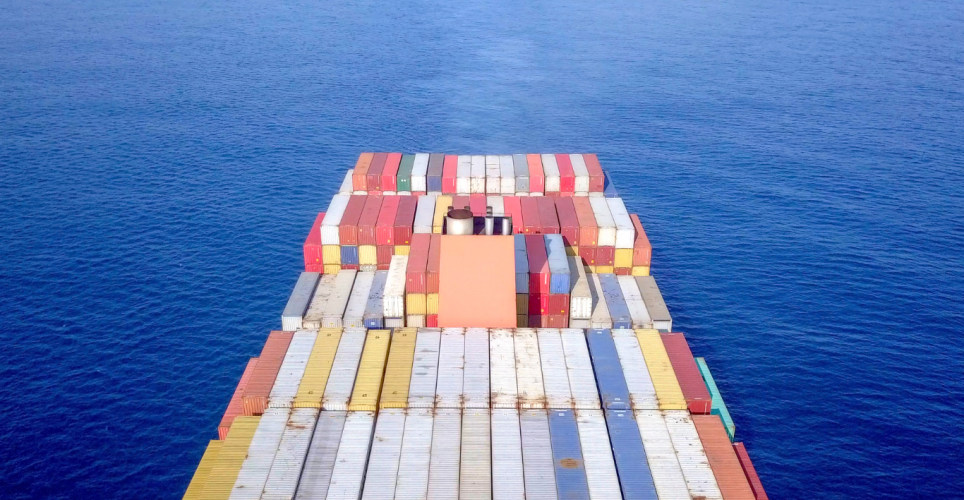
[[182, 153, 769, 500]]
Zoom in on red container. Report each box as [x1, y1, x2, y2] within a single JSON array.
[[502, 196, 525, 234], [630, 214, 653, 266], [693, 416, 757, 500], [554, 197, 579, 248], [527, 154, 544, 194], [555, 153, 576, 195], [406, 233, 431, 293], [528, 315, 550, 328], [218, 357, 258, 440], [525, 234, 550, 294], [579, 246, 598, 266], [615, 267, 631, 275], [426, 314, 439, 327], [394, 196, 417, 245], [596, 246, 615, 266], [426, 234, 441, 294], [303, 212, 325, 272], [242, 331, 293, 416], [528, 293, 549, 315], [382, 152, 401, 192], [352, 152, 374, 191], [572, 197, 598, 247], [338, 195, 367, 246], [442, 155, 458, 194], [376, 245, 394, 267], [366, 153, 387, 192], [357, 195, 383, 246], [376, 196, 400, 246], [469, 194, 486, 217], [733, 443, 769, 500], [583, 153, 605, 192], [661, 333, 712, 414], [537, 197, 559, 234], [548, 293, 570, 317], [451, 196, 470, 213], [547, 314, 568, 328], [521, 197, 542, 234], [342, 264, 360, 271]]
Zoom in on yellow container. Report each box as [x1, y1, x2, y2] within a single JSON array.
[[615, 249, 633, 268], [348, 330, 391, 411], [323, 264, 342, 274], [183, 440, 222, 500], [427, 294, 439, 315], [293, 328, 343, 408], [635, 329, 687, 410], [517, 315, 528, 327], [199, 416, 260, 500], [432, 195, 453, 234], [394, 245, 410, 256], [632, 266, 651, 276], [597, 265, 615, 274], [379, 328, 418, 409], [406, 293, 427, 315], [359, 245, 378, 266], [565, 246, 577, 257], [516, 294, 529, 315], [322, 245, 342, 265]]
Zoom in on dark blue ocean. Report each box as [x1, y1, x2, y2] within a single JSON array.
[[2, 0, 963, 497]]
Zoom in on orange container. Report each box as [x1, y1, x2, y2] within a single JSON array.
[[339, 195, 367, 246], [217, 357, 258, 439], [352, 152, 374, 191], [241, 331, 293, 416], [527, 154, 544, 193], [630, 214, 652, 266], [426, 234, 441, 294], [693, 415, 756, 500], [572, 197, 598, 247]]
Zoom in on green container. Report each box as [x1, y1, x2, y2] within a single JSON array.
[[397, 154, 415, 192], [696, 357, 735, 441]]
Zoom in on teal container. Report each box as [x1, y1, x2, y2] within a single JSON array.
[[696, 357, 736, 441], [397, 154, 415, 192]]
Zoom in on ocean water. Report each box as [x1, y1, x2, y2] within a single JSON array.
[[1, 0, 962, 497]]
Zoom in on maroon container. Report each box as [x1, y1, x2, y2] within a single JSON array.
[[376, 196, 400, 246], [525, 235, 550, 294], [521, 197, 542, 234], [442, 155, 458, 194], [357, 195, 383, 246], [733, 443, 769, 500], [661, 332, 712, 414], [579, 246, 598, 266], [615, 267, 632, 276], [376, 245, 394, 267], [394, 196, 417, 246], [537, 196, 559, 234], [469, 194, 487, 217], [338, 195, 367, 246], [366, 152, 387, 192], [406, 233, 431, 294], [303, 212, 325, 272], [548, 294, 570, 317], [547, 315, 568, 328], [596, 246, 615, 266], [528, 315, 550, 328], [426, 234, 441, 294], [583, 153, 605, 192], [528, 293, 549, 316], [555, 154, 575, 195], [554, 197, 579, 249], [242, 331, 293, 416], [382, 152, 401, 192]]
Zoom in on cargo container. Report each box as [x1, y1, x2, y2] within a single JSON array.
[[596, 246, 615, 268], [568, 154, 590, 194], [361, 409, 406, 500], [267, 330, 316, 409], [580, 154, 604, 193], [342, 272, 374, 328], [427, 293, 439, 315], [461, 409, 492, 499], [569, 257, 592, 320], [380, 328, 417, 409], [426, 234, 441, 294], [339, 170, 353, 195], [470, 155, 486, 194], [518, 410, 557, 500], [606, 198, 635, 249], [407, 328, 441, 408], [294, 410, 347, 500], [200, 416, 260, 499], [547, 409, 590, 499], [325, 411, 376, 500], [663, 410, 724, 500], [411, 153, 430, 193], [363, 271, 388, 329], [407, 293, 427, 316], [614, 248, 633, 269], [406, 234, 430, 295], [303, 213, 325, 272], [499, 155, 516, 194], [340, 245, 359, 267], [537, 329, 572, 408], [386, 318, 405, 328], [456, 155, 472, 194], [321, 195, 351, 246], [183, 440, 222, 499], [571, 197, 597, 247], [604, 409, 658, 500], [242, 331, 293, 416], [230, 407, 290, 500], [432, 195, 453, 234], [520, 197, 541, 234], [555, 154, 575, 195], [548, 294, 569, 319], [359, 245, 377, 266], [375, 196, 400, 246], [525, 154, 544, 195], [629, 214, 652, 266], [603, 171, 618, 198], [397, 154, 415, 193], [486, 195, 505, 216], [513, 154, 529, 194], [347, 329, 391, 411], [393, 408, 434, 500], [219, 359, 259, 439], [427, 408, 461, 500], [545, 235, 570, 294], [635, 329, 687, 410], [436, 328, 465, 408], [492, 408, 525, 499], [352, 153, 374, 191], [428, 153, 444, 193], [321, 270, 357, 328], [485, 155, 501, 195], [589, 197, 616, 247], [514, 328, 546, 409], [357, 195, 383, 246], [733, 442, 769, 500], [585, 329, 631, 410], [503, 196, 524, 234], [442, 154, 458, 194], [513, 234, 529, 294], [560, 329, 601, 410], [617, 275, 652, 329], [367, 153, 387, 192], [384, 255, 408, 319], [537, 196, 560, 234], [414, 194, 436, 234], [541, 154, 560, 195], [575, 409, 622, 499], [261, 407, 318, 500], [490, 328, 518, 409], [291, 328, 342, 408], [338, 195, 366, 246], [633, 410, 690, 500], [661, 333, 712, 414], [407, 314, 426, 328], [382, 153, 402, 193], [554, 197, 579, 248], [526, 235, 550, 294], [321, 328, 366, 411], [695, 357, 735, 440], [462, 328, 490, 409], [609, 329, 657, 410], [588, 274, 613, 329], [635, 276, 672, 332], [693, 415, 755, 500], [598, 274, 632, 329]]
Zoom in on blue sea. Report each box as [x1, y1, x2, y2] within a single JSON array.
[[2, 0, 962, 497]]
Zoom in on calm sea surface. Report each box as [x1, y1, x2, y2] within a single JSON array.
[[2, 0, 962, 497]]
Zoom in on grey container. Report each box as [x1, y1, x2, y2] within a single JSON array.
[[513, 154, 529, 194], [514, 234, 529, 293], [363, 270, 388, 329], [635, 275, 672, 332], [294, 410, 347, 500], [321, 270, 357, 328], [281, 272, 320, 331], [598, 274, 632, 329]]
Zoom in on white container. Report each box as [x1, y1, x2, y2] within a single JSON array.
[[229, 407, 290, 500], [261, 407, 319, 500], [519, 410, 558, 500], [411, 153, 430, 192], [575, 409, 622, 499], [295, 410, 347, 500], [303, 274, 337, 330], [569, 154, 590, 194], [436, 328, 465, 409], [536, 328, 572, 409], [267, 330, 317, 408], [541, 154, 560, 194], [500, 155, 516, 194], [361, 410, 406, 500], [407, 314, 426, 328], [408, 328, 441, 408], [568, 257, 592, 320], [589, 197, 617, 247], [321, 328, 366, 411], [457, 155, 472, 194], [491, 408, 525, 500], [569, 319, 591, 329], [618, 275, 652, 329], [514, 328, 546, 409], [486, 155, 501, 195], [326, 411, 376, 500], [322, 270, 357, 328], [384, 255, 408, 318], [611, 329, 658, 410], [281, 272, 320, 331], [338, 170, 353, 194], [589, 273, 613, 329], [470, 155, 486, 194], [341, 271, 374, 328], [414, 194, 437, 234], [486, 195, 505, 216], [489, 328, 518, 409], [663, 410, 724, 500], [633, 410, 690, 500], [386, 317, 405, 328], [321, 194, 351, 246], [636, 275, 673, 332], [607, 197, 636, 249], [427, 408, 462, 500], [395, 408, 435, 500], [463, 328, 490, 409], [560, 329, 601, 410], [460, 410, 492, 499]]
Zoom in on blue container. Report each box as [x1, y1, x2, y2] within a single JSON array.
[[363, 271, 387, 328], [427, 153, 444, 192], [598, 274, 632, 329], [604, 409, 659, 500], [586, 329, 631, 410], [548, 409, 591, 500], [603, 171, 618, 198], [544, 234, 571, 294], [514, 234, 529, 294], [340, 245, 359, 265], [363, 317, 383, 329]]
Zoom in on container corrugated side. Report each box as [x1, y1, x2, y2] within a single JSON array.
[[321, 270, 357, 328], [585, 329, 631, 410], [183, 440, 222, 500], [428, 408, 462, 500], [633, 410, 689, 500], [411, 153, 430, 193], [635, 276, 672, 332], [347, 329, 391, 411], [696, 357, 735, 439], [604, 409, 658, 500], [242, 331, 294, 416], [490, 328, 519, 409], [408, 328, 441, 408], [321, 328, 367, 411], [303, 274, 337, 329], [436, 328, 465, 408], [281, 272, 320, 331], [500, 155, 516, 194], [460, 409, 492, 500], [384, 255, 408, 318], [200, 416, 260, 500], [395, 408, 435, 500], [261, 407, 318, 500], [463, 328, 490, 409], [733, 442, 769, 500], [268, 330, 317, 408], [663, 410, 723, 500], [541, 154, 560, 194], [397, 154, 415, 193], [514, 328, 546, 409], [470, 155, 486, 194], [379, 328, 418, 409], [456, 155, 472, 194], [492, 408, 525, 500], [611, 329, 658, 410], [537, 328, 572, 409], [513, 154, 529, 194], [598, 274, 632, 329], [569, 154, 590, 194], [360, 410, 406, 500], [588, 197, 616, 247], [428, 153, 444, 193], [545, 234, 570, 294], [575, 409, 622, 500], [219, 358, 259, 439], [618, 275, 652, 329], [514, 234, 529, 294], [293, 410, 347, 500], [606, 197, 635, 249], [364, 271, 388, 328], [414, 194, 437, 234], [520, 410, 558, 500], [432, 195, 453, 233], [485, 155, 501, 195], [338, 169, 353, 194], [547, 409, 590, 499], [342, 272, 374, 328], [692, 415, 755, 500], [560, 329, 601, 410], [321, 195, 351, 246], [527, 154, 544, 195], [635, 329, 687, 410], [229, 407, 290, 500], [569, 257, 591, 319], [325, 411, 376, 500], [588, 274, 613, 329], [661, 332, 712, 414]]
